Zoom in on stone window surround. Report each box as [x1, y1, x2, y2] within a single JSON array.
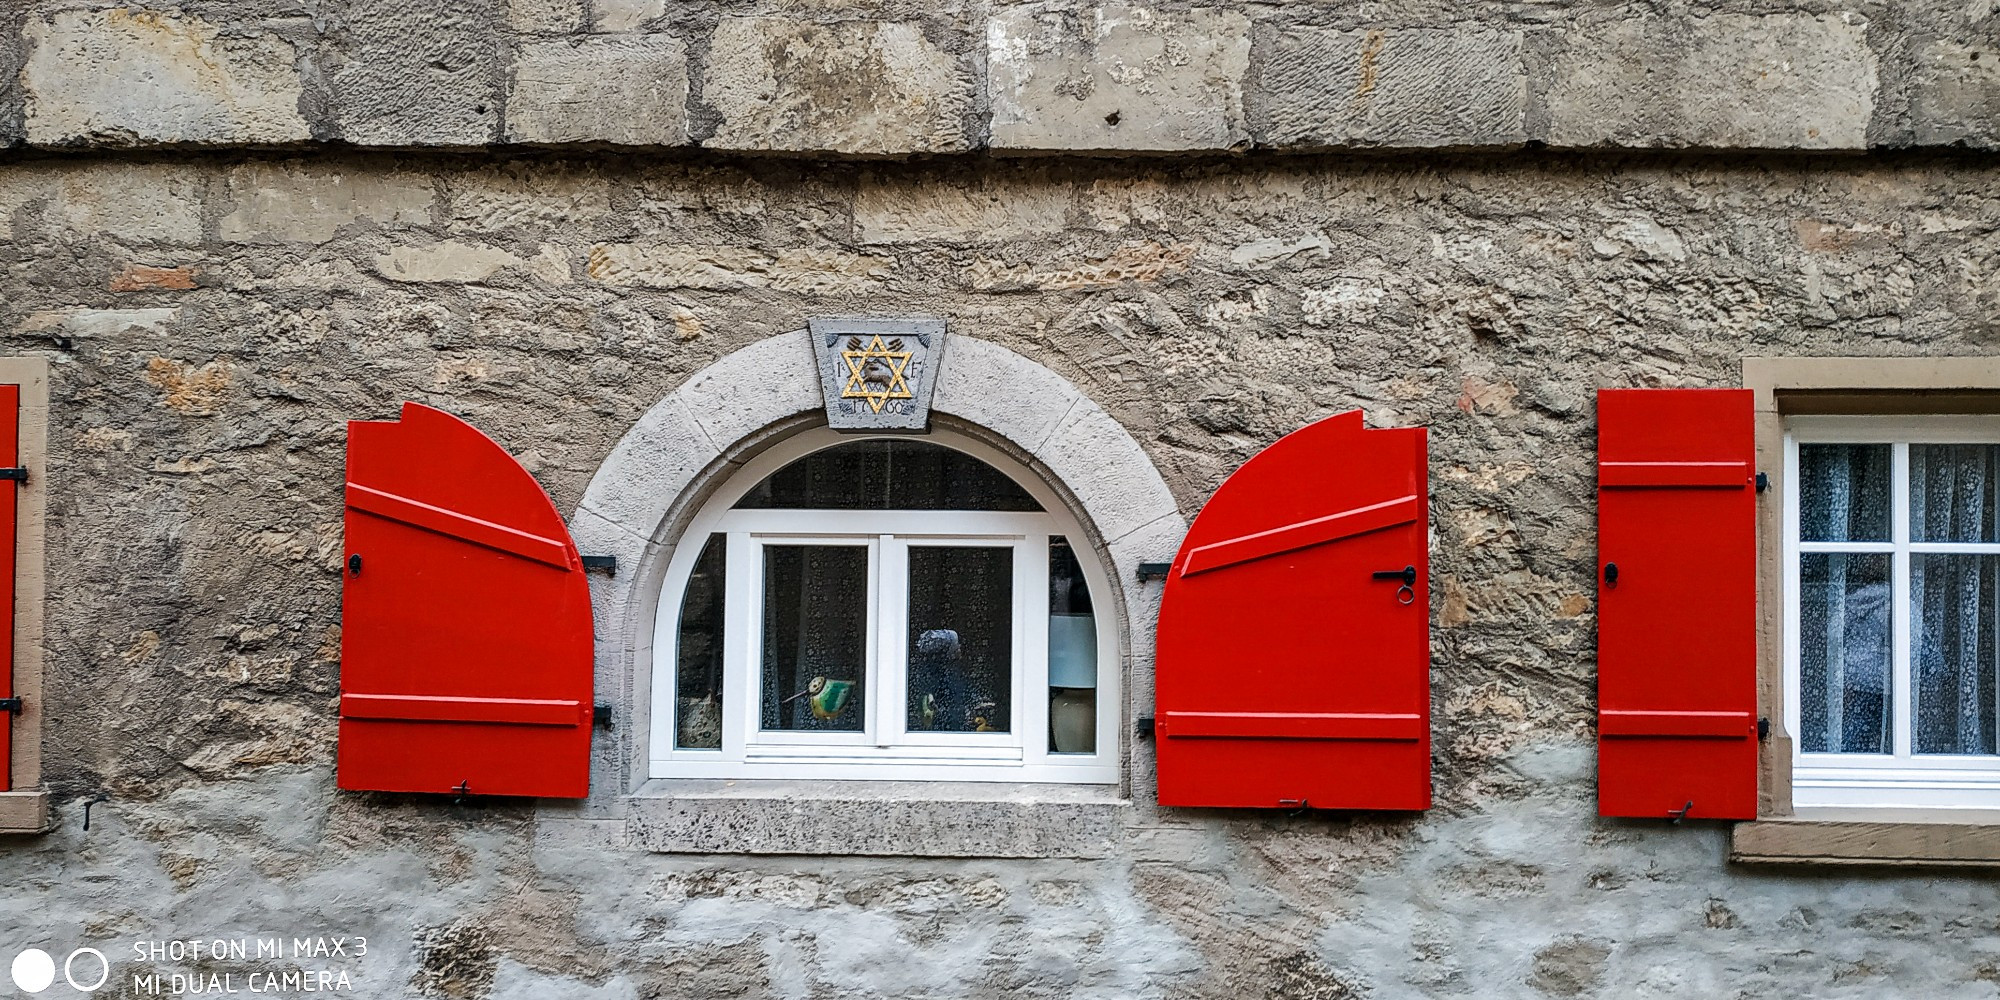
[[0, 358, 50, 834], [1737, 356, 2000, 866], [558, 331, 1187, 857]]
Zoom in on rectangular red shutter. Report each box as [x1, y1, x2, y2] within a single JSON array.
[[0, 385, 17, 793], [1597, 388, 1758, 819]]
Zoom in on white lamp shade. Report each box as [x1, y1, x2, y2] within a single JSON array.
[[1047, 613, 1098, 689]]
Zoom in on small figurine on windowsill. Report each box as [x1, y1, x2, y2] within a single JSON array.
[[783, 675, 855, 722]]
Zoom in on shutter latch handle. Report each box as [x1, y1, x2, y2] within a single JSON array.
[[1603, 562, 1619, 587], [1372, 565, 1417, 605]]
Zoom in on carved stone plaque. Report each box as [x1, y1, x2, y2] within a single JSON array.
[[808, 316, 947, 432]]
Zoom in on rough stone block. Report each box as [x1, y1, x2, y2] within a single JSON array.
[[448, 164, 611, 233], [1250, 25, 1526, 149], [21, 9, 310, 146], [0, 9, 27, 147], [509, 0, 585, 34], [988, 3, 1251, 153], [703, 17, 973, 155], [1544, 12, 1877, 149], [220, 163, 434, 244], [52, 164, 205, 244], [586, 244, 891, 292], [855, 170, 1072, 244], [508, 35, 690, 145], [373, 241, 568, 284], [322, 0, 503, 146], [1908, 37, 2000, 148], [595, 0, 665, 33], [110, 265, 199, 292]]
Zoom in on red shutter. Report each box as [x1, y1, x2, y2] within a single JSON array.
[[1155, 411, 1430, 810], [0, 385, 16, 794], [1597, 388, 1758, 820], [338, 403, 593, 798]]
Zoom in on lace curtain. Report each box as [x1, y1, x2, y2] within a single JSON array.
[[1801, 443, 1999, 756]]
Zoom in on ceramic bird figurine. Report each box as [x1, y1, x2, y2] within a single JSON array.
[[806, 676, 854, 720]]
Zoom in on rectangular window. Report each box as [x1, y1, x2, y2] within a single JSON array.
[[1787, 417, 2000, 808]]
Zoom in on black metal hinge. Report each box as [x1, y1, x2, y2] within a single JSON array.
[[0, 468, 26, 483], [1135, 716, 1155, 739], [593, 703, 615, 729], [580, 555, 617, 575], [1758, 717, 1770, 740], [1755, 471, 1769, 493], [1136, 562, 1171, 582], [0, 697, 22, 714]]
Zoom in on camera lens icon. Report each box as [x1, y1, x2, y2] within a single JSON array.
[[10, 948, 107, 994], [10, 949, 54, 993]]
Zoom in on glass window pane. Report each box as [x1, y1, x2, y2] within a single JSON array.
[[1048, 536, 1097, 754], [1799, 444, 1891, 542], [1912, 553, 2000, 755], [674, 534, 726, 749], [760, 545, 868, 732], [734, 440, 1042, 511], [1799, 552, 1892, 754], [1911, 444, 2000, 543], [907, 546, 1013, 733]]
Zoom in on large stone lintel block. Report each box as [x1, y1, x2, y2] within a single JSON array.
[[508, 35, 690, 146], [989, 3, 1251, 154], [1250, 25, 1527, 150], [322, 0, 504, 146], [22, 9, 310, 146], [1544, 12, 1878, 150], [1908, 36, 2000, 150], [702, 17, 973, 156]]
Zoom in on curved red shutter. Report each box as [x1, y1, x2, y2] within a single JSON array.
[[338, 403, 593, 798], [1155, 411, 1430, 810], [1597, 388, 1757, 820]]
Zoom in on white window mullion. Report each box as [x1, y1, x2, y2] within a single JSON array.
[[1019, 535, 1050, 767], [1893, 442, 1913, 760], [722, 531, 759, 763], [875, 536, 907, 749]]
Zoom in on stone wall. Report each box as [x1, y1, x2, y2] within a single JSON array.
[[2, 1, 1999, 153], [4, 150, 2000, 996]]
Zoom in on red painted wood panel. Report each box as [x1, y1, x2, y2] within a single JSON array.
[[1156, 410, 1431, 810], [0, 385, 16, 794], [1597, 388, 1758, 820], [338, 403, 593, 798]]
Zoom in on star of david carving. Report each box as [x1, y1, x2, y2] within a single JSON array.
[[839, 335, 915, 413]]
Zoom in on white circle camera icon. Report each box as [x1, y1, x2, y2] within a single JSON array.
[[10, 949, 54, 994]]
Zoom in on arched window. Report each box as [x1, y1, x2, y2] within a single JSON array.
[[652, 428, 1117, 783]]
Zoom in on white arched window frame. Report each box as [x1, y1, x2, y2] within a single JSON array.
[[649, 426, 1121, 784]]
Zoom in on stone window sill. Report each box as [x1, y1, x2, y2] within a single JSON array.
[[1732, 808, 2000, 867], [0, 789, 51, 834], [624, 779, 1131, 858]]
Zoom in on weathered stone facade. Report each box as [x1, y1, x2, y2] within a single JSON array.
[[7, 0, 2000, 997], [1, 149, 1997, 996]]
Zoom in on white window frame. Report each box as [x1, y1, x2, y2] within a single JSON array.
[[650, 427, 1120, 784], [1786, 415, 2000, 809]]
